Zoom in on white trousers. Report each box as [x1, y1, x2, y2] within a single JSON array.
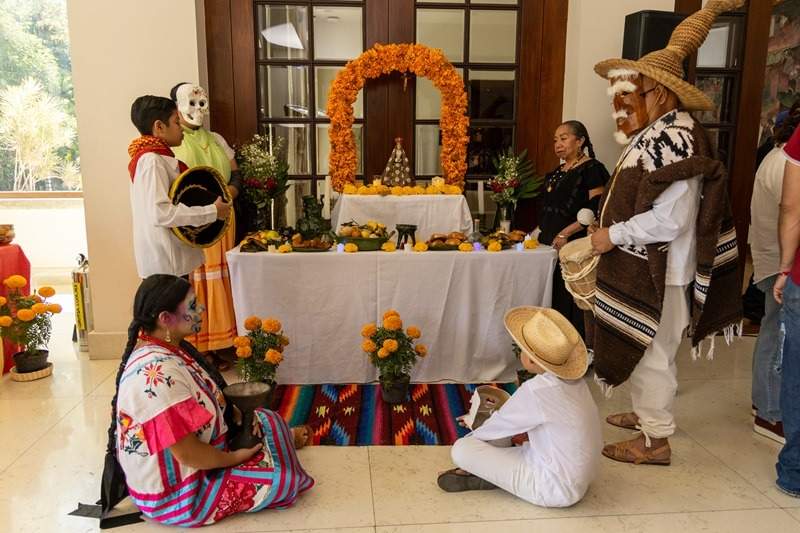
[[450, 436, 578, 508], [629, 285, 690, 440]]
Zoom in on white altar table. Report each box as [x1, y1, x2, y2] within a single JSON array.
[[226, 247, 556, 384]]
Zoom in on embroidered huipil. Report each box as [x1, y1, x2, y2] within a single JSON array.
[[116, 342, 313, 526]]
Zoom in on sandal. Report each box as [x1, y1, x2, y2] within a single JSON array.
[[606, 412, 640, 431], [292, 424, 313, 449], [437, 468, 497, 492], [602, 436, 671, 466]]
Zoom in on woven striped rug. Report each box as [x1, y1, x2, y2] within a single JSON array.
[[269, 383, 517, 446]]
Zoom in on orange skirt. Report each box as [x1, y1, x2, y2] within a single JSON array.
[[188, 214, 238, 352]]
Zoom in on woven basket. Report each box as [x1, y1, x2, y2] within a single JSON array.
[[559, 237, 599, 311], [10, 362, 53, 382]]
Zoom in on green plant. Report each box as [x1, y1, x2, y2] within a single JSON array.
[[487, 148, 542, 205], [233, 315, 289, 383], [237, 134, 290, 208], [0, 274, 61, 356], [360, 311, 427, 382]]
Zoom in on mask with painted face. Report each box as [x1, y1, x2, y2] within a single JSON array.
[[175, 84, 209, 127], [607, 71, 652, 145]]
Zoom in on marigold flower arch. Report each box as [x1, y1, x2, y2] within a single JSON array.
[[327, 43, 469, 192]]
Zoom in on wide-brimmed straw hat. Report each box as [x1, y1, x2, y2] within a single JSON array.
[[594, 0, 744, 111], [504, 307, 588, 380]]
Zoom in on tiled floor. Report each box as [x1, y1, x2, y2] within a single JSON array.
[[1, 298, 798, 532]]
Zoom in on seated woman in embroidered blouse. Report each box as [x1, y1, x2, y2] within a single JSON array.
[[104, 275, 314, 527]]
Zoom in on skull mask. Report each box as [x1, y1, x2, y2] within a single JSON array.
[[175, 84, 209, 127]]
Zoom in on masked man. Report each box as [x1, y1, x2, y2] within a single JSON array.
[[171, 83, 242, 369], [589, 0, 744, 465]]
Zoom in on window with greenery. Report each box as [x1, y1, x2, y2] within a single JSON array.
[[0, 0, 80, 192]]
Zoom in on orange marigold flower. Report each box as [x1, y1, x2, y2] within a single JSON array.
[[262, 318, 282, 334], [406, 326, 421, 339], [244, 316, 261, 331], [16, 309, 35, 322], [382, 309, 400, 320], [3, 275, 27, 289], [46, 303, 62, 314], [265, 349, 283, 365], [31, 303, 47, 314], [361, 323, 377, 338], [0, 316, 12, 327], [279, 335, 290, 347], [233, 336, 251, 348], [382, 339, 399, 353], [32, 295, 43, 303], [361, 339, 377, 353], [236, 346, 253, 358], [383, 315, 403, 331], [377, 347, 390, 359], [415, 344, 428, 357], [0, 296, 6, 307], [38, 286, 55, 298]]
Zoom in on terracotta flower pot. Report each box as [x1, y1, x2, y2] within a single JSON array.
[[380, 373, 410, 404], [223, 381, 273, 450], [13, 349, 49, 373]]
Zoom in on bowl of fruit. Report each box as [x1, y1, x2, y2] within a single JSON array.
[[291, 232, 333, 252], [0, 225, 13, 246], [239, 229, 283, 253], [336, 220, 394, 251], [426, 231, 467, 251], [480, 230, 526, 250]]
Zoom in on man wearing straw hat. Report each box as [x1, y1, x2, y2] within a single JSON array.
[[588, 0, 744, 465]]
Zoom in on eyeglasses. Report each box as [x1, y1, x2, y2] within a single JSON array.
[[639, 87, 658, 98]]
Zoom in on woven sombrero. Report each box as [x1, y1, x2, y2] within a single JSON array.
[[594, 0, 744, 111], [168, 165, 232, 248]]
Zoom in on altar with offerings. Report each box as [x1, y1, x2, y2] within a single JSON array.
[[331, 194, 473, 244], [227, 246, 556, 384]]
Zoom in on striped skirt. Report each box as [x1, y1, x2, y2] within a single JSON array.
[[129, 409, 314, 527]]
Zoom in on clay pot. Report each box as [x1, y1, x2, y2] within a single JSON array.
[[380, 373, 410, 404], [223, 381, 273, 450], [13, 350, 49, 373]]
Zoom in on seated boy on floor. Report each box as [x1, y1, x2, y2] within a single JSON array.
[[437, 307, 602, 508], [127, 95, 230, 279]]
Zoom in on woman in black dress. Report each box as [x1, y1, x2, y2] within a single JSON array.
[[538, 120, 609, 340]]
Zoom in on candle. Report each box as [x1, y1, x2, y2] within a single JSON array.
[[515, 243, 524, 252], [336, 243, 345, 253], [323, 176, 332, 219], [286, 180, 296, 226], [473, 242, 482, 252], [372, 177, 382, 187], [478, 181, 485, 215], [404, 243, 413, 253], [268, 244, 277, 253]]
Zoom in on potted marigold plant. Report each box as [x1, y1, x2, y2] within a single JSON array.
[[361, 310, 427, 404], [224, 315, 290, 449], [0, 275, 62, 380]]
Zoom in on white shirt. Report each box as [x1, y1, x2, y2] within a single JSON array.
[[130, 153, 217, 278], [750, 147, 786, 283], [471, 372, 602, 507], [608, 177, 701, 286]]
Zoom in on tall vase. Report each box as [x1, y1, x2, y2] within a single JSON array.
[[223, 381, 273, 450], [491, 202, 515, 231]]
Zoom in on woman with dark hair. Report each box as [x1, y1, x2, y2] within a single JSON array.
[[538, 121, 609, 339], [100, 275, 313, 527]]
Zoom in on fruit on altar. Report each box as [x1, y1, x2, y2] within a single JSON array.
[[458, 242, 473, 252], [524, 239, 539, 250]]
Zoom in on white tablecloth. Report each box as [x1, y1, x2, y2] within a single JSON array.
[[227, 247, 556, 384], [331, 195, 473, 242]]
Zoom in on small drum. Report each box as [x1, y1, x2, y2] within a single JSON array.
[[558, 236, 599, 311], [168, 166, 232, 248]]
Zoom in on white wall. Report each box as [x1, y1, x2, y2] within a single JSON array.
[[563, 0, 675, 170], [66, 0, 202, 358]]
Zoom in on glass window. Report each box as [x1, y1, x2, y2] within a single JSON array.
[[696, 75, 734, 124], [260, 123, 311, 175], [416, 9, 465, 62], [467, 126, 514, 174], [316, 124, 363, 175], [313, 6, 363, 61], [316, 66, 363, 119], [415, 125, 442, 176], [256, 5, 310, 61], [468, 70, 515, 120], [416, 69, 464, 120], [257, 65, 310, 119], [469, 10, 517, 63]]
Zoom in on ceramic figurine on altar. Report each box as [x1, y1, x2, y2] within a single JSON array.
[[296, 195, 329, 240], [382, 138, 414, 187]]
